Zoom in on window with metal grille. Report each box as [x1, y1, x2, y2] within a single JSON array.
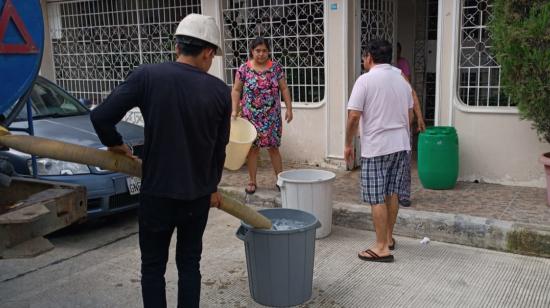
[[47, 0, 201, 105], [458, 0, 512, 107], [222, 0, 325, 104]]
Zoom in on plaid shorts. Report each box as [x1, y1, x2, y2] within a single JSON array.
[[361, 151, 408, 205]]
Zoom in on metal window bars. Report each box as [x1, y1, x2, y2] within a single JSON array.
[[222, 0, 326, 104], [47, 0, 201, 110], [458, 0, 511, 107]]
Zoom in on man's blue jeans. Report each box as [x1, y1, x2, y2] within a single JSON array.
[[139, 194, 210, 308]]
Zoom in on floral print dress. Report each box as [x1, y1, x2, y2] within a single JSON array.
[[237, 60, 285, 148]]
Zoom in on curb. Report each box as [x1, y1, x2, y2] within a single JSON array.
[[220, 186, 550, 258]]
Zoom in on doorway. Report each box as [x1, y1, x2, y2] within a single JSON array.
[[357, 0, 439, 126], [351, 0, 439, 166]]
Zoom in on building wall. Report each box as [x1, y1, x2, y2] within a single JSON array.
[[436, 1, 550, 187], [38, 0, 550, 186], [324, 0, 348, 163], [40, 0, 55, 81], [39, 0, 333, 166], [204, 0, 348, 166], [201, 1, 224, 81]]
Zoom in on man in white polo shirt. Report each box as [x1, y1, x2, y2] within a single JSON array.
[[345, 40, 413, 262]]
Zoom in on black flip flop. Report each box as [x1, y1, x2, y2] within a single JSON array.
[[358, 249, 394, 263]]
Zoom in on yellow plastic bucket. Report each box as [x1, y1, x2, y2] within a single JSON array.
[[224, 118, 257, 171]]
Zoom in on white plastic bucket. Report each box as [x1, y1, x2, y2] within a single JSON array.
[[277, 169, 336, 239], [224, 118, 257, 171]]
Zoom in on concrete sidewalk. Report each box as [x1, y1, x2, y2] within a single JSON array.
[[1, 209, 550, 308], [220, 161, 550, 257]]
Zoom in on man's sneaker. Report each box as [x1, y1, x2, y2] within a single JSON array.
[[399, 199, 411, 207]]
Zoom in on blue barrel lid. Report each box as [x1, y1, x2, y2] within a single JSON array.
[[0, 0, 44, 115]]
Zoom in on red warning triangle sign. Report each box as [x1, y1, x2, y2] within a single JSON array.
[[0, 0, 38, 54]]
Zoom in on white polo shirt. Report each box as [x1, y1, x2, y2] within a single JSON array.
[[347, 64, 413, 158]]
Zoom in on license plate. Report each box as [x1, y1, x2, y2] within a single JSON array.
[[126, 176, 141, 195]]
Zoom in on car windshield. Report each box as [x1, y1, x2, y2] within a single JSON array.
[[10, 78, 88, 121]]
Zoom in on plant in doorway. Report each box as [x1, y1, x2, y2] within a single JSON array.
[[491, 0, 550, 205]]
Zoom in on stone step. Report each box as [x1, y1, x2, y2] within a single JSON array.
[[220, 186, 550, 258]]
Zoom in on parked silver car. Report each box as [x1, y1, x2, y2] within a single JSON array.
[[0, 76, 144, 218]]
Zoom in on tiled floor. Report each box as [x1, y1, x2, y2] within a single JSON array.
[[220, 160, 550, 226]]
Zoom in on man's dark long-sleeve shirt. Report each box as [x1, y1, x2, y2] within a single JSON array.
[[90, 62, 231, 201]]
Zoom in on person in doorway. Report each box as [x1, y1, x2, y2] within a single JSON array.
[[90, 14, 230, 308], [231, 37, 293, 194], [345, 40, 413, 262], [396, 42, 411, 81], [395, 42, 425, 133], [395, 42, 426, 207], [398, 82, 426, 207]]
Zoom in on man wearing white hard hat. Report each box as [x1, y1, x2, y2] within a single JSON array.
[[90, 14, 230, 308]]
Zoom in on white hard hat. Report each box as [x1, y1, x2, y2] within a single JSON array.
[[175, 14, 222, 56]]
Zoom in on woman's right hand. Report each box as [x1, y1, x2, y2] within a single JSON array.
[[231, 110, 238, 120]]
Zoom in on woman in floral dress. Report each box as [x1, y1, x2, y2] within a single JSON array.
[[231, 37, 293, 194]]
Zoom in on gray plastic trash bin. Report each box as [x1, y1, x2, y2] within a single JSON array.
[[236, 208, 321, 307]]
